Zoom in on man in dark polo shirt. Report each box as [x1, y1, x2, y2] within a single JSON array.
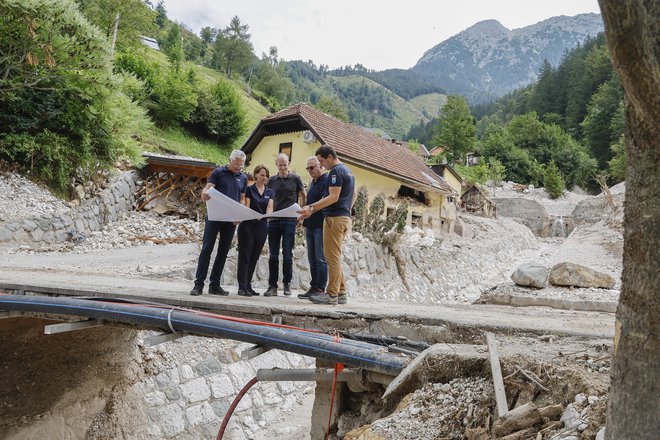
[[190, 150, 247, 296], [298, 145, 355, 305], [264, 153, 306, 296], [298, 156, 328, 299]]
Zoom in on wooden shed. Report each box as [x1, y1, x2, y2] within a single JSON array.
[[461, 184, 497, 218]]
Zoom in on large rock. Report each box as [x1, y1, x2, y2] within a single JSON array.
[[492, 198, 549, 236], [511, 262, 549, 288], [548, 262, 616, 289]]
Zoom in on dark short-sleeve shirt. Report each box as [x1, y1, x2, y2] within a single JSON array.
[[323, 163, 354, 217], [267, 173, 304, 213], [208, 166, 247, 202], [245, 185, 274, 219], [303, 173, 328, 229]]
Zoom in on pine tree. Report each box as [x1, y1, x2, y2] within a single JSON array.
[[544, 161, 565, 199]]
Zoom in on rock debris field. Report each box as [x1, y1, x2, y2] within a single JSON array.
[[0, 171, 623, 440]]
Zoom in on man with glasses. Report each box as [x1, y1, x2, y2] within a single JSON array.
[[264, 153, 306, 297], [298, 145, 355, 305], [190, 150, 247, 296], [298, 157, 328, 299]]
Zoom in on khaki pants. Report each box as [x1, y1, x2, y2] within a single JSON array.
[[323, 216, 351, 296]]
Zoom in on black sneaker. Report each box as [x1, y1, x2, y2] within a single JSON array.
[[237, 289, 252, 297], [248, 287, 260, 296], [208, 285, 229, 296], [309, 292, 338, 305], [190, 285, 203, 296], [264, 286, 278, 297], [297, 287, 316, 299], [283, 284, 292, 296]]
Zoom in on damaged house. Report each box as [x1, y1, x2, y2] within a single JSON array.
[[241, 103, 457, 234]]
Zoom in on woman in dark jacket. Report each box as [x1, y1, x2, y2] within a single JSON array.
[[236, 165, 274, 296]]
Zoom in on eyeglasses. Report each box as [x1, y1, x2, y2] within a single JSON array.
[[306, 166, 317, 171]]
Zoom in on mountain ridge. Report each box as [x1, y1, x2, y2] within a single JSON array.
[[411, 13, 604, 103]]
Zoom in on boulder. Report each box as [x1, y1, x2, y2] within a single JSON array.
[[549, 262, 616, 289], [511, 262, 549, 288], [492, 198, 549, 236]]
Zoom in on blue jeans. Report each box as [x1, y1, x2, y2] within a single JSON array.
[[267, 219, 296, 287], [194, 220, 236, 288], [306, 226, 327, 290]]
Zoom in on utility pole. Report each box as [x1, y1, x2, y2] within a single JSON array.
[[110, 13, 120, 55]]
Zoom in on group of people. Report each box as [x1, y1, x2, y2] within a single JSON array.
[[190, 144, 355, 306]]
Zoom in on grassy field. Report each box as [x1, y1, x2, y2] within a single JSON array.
[[409, 93, 448, 119]]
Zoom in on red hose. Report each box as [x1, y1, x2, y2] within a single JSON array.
[[216, 377, 259, 440]]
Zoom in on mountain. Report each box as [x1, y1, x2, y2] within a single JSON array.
[[412, 13, 604, 103]]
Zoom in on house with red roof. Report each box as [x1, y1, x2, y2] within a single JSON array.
[[241, 103, 458, 233]]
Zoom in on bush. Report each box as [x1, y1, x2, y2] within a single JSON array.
[[188, 79, 246, 145], [0, 0, 142, 192], [544, 161, 565, 199], [149, 68, 198, 127], [0, 130, 87, 193]]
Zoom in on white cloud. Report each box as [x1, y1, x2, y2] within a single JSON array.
[[163, 0, 600, 71]]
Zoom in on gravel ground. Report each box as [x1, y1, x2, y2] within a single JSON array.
[[0, 172, 72, 223], [0, 172, 624, 306]]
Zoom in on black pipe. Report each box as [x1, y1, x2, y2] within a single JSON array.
[[0, 295, 406, 376]]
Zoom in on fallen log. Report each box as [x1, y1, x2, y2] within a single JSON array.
[[493, 402, 541, 437], [538, 404, 563, 420]]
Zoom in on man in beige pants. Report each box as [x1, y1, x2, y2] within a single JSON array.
[[298, 145, 355, 305]]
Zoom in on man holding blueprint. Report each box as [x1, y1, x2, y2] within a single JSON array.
[[190, 150, 248, 297]]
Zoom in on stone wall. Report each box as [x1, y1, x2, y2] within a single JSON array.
[[218, 215, 538, 304], [122, 335, 314, 440], [0, 172, 137, 248], [0, 320, 314, 440]]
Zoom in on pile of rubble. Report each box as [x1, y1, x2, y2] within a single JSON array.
[[0, 173, 71, 224]]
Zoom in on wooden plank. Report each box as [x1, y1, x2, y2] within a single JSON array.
[[486, 332, 509, 418]]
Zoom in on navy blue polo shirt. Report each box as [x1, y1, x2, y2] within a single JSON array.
[[267, 173, 304, 212], [323, 163, 354, 217], [245, 184, 274, 220], [303, 173, 328, 229], [208, 165, 247, 202]]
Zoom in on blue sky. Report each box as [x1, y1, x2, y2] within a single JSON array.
[[164, 0, 601, 71]]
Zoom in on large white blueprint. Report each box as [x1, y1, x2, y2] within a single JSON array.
[[206, 187, 301, 222]]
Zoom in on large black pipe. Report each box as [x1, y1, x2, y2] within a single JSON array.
[[0, 295, 406, 375]]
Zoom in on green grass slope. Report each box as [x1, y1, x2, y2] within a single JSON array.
[[138, 49, 270, 164], [409, 93, 448, 119]]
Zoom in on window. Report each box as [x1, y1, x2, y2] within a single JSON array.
[[411, 213, 422, 228], [279, 142, 293, 161]]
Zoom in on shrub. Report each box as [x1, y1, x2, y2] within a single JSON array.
[[544, 161, 565, 199], [188, 79, 246, 145], [0, 0, 142, 192], [0, 130, 88, 193], [149, 69, 198, 127]]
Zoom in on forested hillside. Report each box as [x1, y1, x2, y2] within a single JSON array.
[[0, 0, 269, 196], [0, 0, 622, 198], [408, 33, 624, 195]]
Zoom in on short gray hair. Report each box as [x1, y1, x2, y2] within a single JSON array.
[[307, 156, 320, 165], [276, 152, 289, 162], [230, 150, 246, 161]]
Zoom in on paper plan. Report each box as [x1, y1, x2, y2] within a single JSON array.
[[206, 187, 301, 222]]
